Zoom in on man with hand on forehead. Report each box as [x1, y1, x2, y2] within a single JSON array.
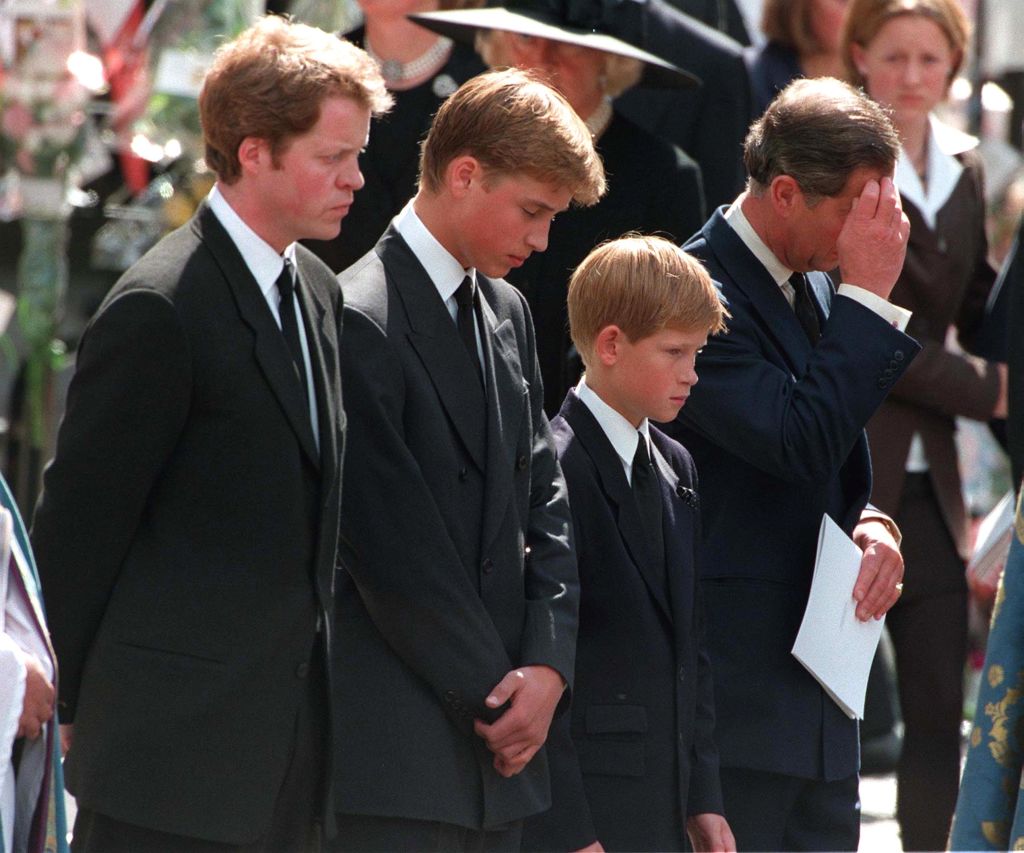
[[663, 77, 921, 851]]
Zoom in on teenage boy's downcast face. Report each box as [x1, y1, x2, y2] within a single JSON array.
[[609, 325, 707, 428], [451, 169, 573, 278]]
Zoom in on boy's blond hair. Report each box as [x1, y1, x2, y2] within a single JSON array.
[[419, 68, 606, 206], [568, 235, 728, 367]]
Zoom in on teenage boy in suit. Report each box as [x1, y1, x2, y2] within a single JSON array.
[[31, 17, 390, 851], [522, 235, 734, 853], [332, 69, 605, 851]]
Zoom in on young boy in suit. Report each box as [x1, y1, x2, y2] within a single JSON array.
[[332, 69, 606, 851], [523, 235, 735, 853]]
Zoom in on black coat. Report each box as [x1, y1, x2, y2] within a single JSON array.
[[524, 390, 722, 852], [32, 203, 344, 843], [610, 0, 752, 210], [333, 227, 578, 828]]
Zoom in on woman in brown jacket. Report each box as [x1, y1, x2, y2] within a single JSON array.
[[844, 1, 1009, 849]]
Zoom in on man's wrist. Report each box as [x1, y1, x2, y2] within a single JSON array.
[[858, 512, 902, 547]]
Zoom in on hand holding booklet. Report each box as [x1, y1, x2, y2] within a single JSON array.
[[791, 514, 885, 720]]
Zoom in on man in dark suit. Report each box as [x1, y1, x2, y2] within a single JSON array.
[[522, 236, 734, 852], [663, 78, 921, 851], [31, 18, 390, 851], [609, 0, 753, 211], [331, 69, 602, 851]]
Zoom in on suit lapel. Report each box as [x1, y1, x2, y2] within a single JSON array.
[[650, 431, 697, 630], [295, 253, 341, 475], [193, 205, 320, 469], [479, 285, 527, 551], [379, 228, 487, 472], [561, 391, 672, 621], [702, 211, 817, 375]]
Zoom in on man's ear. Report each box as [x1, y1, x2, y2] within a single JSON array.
[[769, 174, 802, 218], [594, 325, 624, 367], [446, 155, 484, 200], [849, 42, 869, 79], [237, 136, 270, 177]]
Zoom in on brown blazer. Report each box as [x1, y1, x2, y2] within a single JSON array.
[[866, 144, 1000, 558]]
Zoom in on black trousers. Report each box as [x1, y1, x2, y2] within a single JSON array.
[[887, 473, 968, 853], [331, 814, 522, 853], [71, 645, 328, 853], [718, 767, 860, 852]]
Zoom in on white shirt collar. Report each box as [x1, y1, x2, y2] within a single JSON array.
[[725, 195, 794, 288], [895, 114, 975, 230], [395, 200, 474, 304], [577, 377, 651, 480], [207, 185, 295, 298]]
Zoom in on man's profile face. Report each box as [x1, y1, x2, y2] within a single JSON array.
[[781, 166, 888, 273], [449, 169, 573, 279]]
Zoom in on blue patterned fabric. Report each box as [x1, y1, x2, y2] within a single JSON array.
[[951, 487, 1024, 850]]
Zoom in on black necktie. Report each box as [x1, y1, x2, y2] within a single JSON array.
[[455, 275, 483, 386], [276, 259, 309, 402], [632, 433, 665, 573], [789, 272, 821, 344]]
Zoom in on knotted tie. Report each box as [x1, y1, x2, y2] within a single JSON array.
[[789, 272, 821, 344], [455, 275, 483, 386], [632, 432, 665, 574], [276, 259, 309, 403]]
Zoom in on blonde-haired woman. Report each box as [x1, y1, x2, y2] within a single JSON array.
[[843, 1, 1008, 848]]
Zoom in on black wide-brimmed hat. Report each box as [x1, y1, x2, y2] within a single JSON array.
[[410, 0, 700, 90]]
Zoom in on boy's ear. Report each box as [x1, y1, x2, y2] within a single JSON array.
[[446, 155, 484, 199], [594, 324, 624, 367]]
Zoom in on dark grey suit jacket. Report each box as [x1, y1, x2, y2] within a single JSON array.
[[32, 203, 344, 843], [333, 226, 578, 828]]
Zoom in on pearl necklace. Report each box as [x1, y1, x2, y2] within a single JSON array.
[[365, 35, 453, 86]]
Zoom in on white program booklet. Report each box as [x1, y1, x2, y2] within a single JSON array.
[[791, 514, 885, 720]]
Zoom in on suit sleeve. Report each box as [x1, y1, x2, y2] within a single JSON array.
[[886, 178, 1001, 421], [516, 294, 579, 690], [337, 306, 522, 730], [31, 291, 192, 720], [680, 293, 919, 483]]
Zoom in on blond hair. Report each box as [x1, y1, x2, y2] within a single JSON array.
[[569, 235, 728, 367], [200, 15, 392, 184], [842, 0, 969, 89], [475, 30, 643, 98], [418, 68, 606, 206]]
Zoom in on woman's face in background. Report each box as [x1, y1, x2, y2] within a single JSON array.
[[808, 0, 850, 57], [851, 13, 957, 124]]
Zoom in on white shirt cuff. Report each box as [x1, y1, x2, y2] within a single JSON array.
[[837, 284, 911, 332]]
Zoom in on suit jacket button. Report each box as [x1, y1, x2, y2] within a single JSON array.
[[458, 467, 468, 481], [877, 378, 888, 389], [296, 662, 310, 678], [516, 454, 528, 471], [444, 689, 457, 702], [482, 558, 494, 574], [894, 350, 905, 362]]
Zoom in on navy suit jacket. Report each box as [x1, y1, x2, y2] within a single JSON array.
[[524, 390, 721, 852], [333, 226, 578, 829], [662, 208, 920, 781]]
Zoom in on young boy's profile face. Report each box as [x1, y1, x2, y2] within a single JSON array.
[[450, 169, 572, 278], [605, 324, 707, 428]]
